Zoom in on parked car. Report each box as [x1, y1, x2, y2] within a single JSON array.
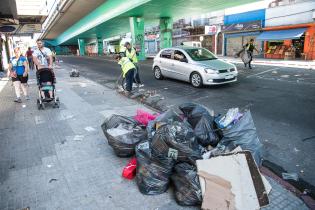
[[152, 46, 238, 87]]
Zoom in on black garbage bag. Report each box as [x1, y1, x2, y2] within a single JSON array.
[[136, 141, 174, 195], [217, 110, 263, 166], [150, 121, 202, 164], [171, 163, 202, 206], [179, 103, 211, 128], [194, 115, 220, 147], [101, 114, 147, 157], [147, 109, 183, 141], [179, 103, 219, 147]]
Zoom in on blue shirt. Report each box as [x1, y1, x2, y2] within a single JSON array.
[[10, 56, 27, 75]]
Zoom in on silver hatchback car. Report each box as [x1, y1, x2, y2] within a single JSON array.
[[152, 46, 238, 87]]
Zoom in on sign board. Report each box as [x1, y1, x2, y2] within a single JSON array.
[[205, 25, 217, 35], [19, 24, 42, 34], [222, 20, 262, 32]]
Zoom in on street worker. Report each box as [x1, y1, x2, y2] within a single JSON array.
[[124, 42, 144, 87], [115, 54, 136, 93], [243, 38, 259, 69], [7, 47, 29, 102]]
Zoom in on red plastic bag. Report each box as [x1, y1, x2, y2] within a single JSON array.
[[122, 157, 137, 180], [134, 109, 159, 126]]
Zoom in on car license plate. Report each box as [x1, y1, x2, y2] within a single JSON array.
[[225, 75, 234, 80]]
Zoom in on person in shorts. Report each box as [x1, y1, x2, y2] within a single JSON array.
[[7, 47, 29, 103]]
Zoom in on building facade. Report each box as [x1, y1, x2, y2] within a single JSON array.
[[223, 9, 265, 57], [257, 0, 315, 60]]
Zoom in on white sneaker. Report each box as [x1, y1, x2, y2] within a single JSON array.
[[139, 84, 144, 87]]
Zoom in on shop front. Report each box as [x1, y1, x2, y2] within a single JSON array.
[[223, 20, 263, 57], [257, 23, 315, 60]]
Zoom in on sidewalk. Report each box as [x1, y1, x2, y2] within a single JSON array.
[[0, 65, 310, 209], [217, 56, 315, 70]]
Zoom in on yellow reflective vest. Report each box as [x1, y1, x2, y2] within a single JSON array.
[[118, 57, 136, 78], [125, 47, 138, 63]]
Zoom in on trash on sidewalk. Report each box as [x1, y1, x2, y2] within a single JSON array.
[[214, 109, 263, 166], [136, 141, 174, 195], [133, 109, 158, 126], [150, 122, 202, 164], [171, 163, 202, 206], [146, 109, 183, 140], [70, 69, 80, 77], [282, 172, 299, 181], [102, 103, 267, 208], [122, 157, 137, 180], [101, 114, 147, 157], [198, 170, 235, 210], [179, 103, 219, 147], [197, 151, 270, 210]]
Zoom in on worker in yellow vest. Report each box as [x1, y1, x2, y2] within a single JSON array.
[[124, 42, 144, 87], [115, 54, 136, 92]]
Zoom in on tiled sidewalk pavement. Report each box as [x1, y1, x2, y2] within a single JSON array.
[[0, 65, 309, 210]]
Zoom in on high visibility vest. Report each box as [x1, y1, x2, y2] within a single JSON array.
[[125, 47, 138, 63], [118, 57, 136, 77]]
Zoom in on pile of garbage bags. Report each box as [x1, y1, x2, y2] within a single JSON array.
[[101, 104, 263, 206]]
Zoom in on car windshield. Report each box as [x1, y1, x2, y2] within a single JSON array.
[[185, 48, 217, 61]]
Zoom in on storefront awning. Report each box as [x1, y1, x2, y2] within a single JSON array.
[[257, 28, 307, 40]]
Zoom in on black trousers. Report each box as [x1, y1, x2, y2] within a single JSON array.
[[125, 69, 135, 92], [133, 63, 141, 84]]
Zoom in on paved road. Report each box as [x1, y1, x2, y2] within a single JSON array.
[[60, 55, 315, 187]]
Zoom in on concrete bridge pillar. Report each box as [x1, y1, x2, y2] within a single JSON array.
[[160, 17, 173, 49], [78, 39, 86, 56], [129, 17, 145, 60]]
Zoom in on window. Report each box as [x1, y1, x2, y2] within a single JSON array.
[[185, 48, 217, 61], [174, 50, 187, 62], [160, 49, 173, 59]]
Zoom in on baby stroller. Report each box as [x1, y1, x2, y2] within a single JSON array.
[[36, 68, 60, 110]]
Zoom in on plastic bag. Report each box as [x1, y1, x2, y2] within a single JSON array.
[[179, 103, 219, 147], [217, 110, 263, 166], [171, 163, 202, 206], [179, 103, 212, 128], [241, 50, 251, 64], [122, 157, 137, 180], [136, 141, 174, 195], [194, 115, 220, 147], [146, 109, 183, 141], [133, 109, 158, 126], [101, 114, 147, 157], [150, 122, 202, 164]]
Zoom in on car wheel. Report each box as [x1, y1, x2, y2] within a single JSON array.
[[154, 66, 163, 80], [190, 72, 203, 88]]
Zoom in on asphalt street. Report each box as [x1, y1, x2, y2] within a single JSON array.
[[59, 55, 315, 187]]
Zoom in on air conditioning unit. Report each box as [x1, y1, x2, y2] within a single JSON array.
[[0, 25, 19, 33]]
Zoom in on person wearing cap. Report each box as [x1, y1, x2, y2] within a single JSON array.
[[7, 47, 29, 102], [115, 54, 136, 92], [124, 42, 144, 87]]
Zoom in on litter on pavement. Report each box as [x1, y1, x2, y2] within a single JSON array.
[[101, 103, 270, 209]]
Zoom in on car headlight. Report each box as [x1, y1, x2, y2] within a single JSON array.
[[204, 68, 218, 74]]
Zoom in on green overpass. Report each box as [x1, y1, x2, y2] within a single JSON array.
[[47, 0, 260, 59]]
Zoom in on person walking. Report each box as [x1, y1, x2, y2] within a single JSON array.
[[25, 47, 34, 70], [33, 39, 53, 71], [115, 54, 136, 93], [243, 39, 259, 69], [7, 47, 29, 102], [124, 42, 144, 87]]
